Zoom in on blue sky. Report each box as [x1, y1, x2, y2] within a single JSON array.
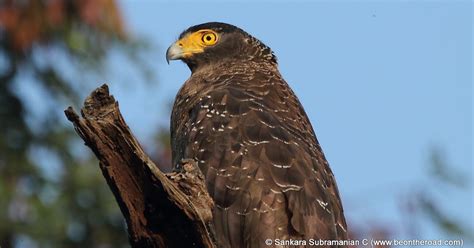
[[105, 0, 472, 240]]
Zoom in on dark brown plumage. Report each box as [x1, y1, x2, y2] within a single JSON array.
[[168, 22, 348, 248]]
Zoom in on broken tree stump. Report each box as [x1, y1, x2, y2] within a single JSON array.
[[64, 84, 216, 248]]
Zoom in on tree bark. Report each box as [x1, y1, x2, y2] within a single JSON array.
[[64, 84, 216, 248]]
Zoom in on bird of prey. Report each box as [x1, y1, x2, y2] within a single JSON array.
[[167, 22, 348, 248]]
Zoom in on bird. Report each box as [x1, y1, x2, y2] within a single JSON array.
[[166, 22, 348, 248]]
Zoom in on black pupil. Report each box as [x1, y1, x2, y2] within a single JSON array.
[[206, 35, 212, 41]]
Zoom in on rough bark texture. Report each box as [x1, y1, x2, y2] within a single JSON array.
[[64, 84, 216, 248]]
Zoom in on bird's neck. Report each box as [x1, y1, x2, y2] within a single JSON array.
[[189, 58, 278, 76]]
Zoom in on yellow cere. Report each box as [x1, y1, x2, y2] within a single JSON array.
[[176, 29, 219, 58]]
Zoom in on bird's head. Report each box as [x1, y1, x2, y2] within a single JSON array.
[[166, 22, 277, 71]]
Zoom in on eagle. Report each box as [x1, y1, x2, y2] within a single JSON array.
[[166, 22, 348, 248]]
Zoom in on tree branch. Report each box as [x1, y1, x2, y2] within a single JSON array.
[[64, 84, 216, 248]]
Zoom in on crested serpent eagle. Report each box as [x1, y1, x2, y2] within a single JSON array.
[[166, 22, 348, 248]]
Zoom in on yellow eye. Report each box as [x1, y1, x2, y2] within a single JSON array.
[[201, 32, 218, 46]]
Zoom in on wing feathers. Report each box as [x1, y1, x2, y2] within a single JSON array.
[[171, 67, 347, 248]]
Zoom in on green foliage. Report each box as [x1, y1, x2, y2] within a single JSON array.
[[0, 1, 153, 247], [417, 149, 473, 243]]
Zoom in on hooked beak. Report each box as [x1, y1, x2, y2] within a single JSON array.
[[166, 43, 183, 64]]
